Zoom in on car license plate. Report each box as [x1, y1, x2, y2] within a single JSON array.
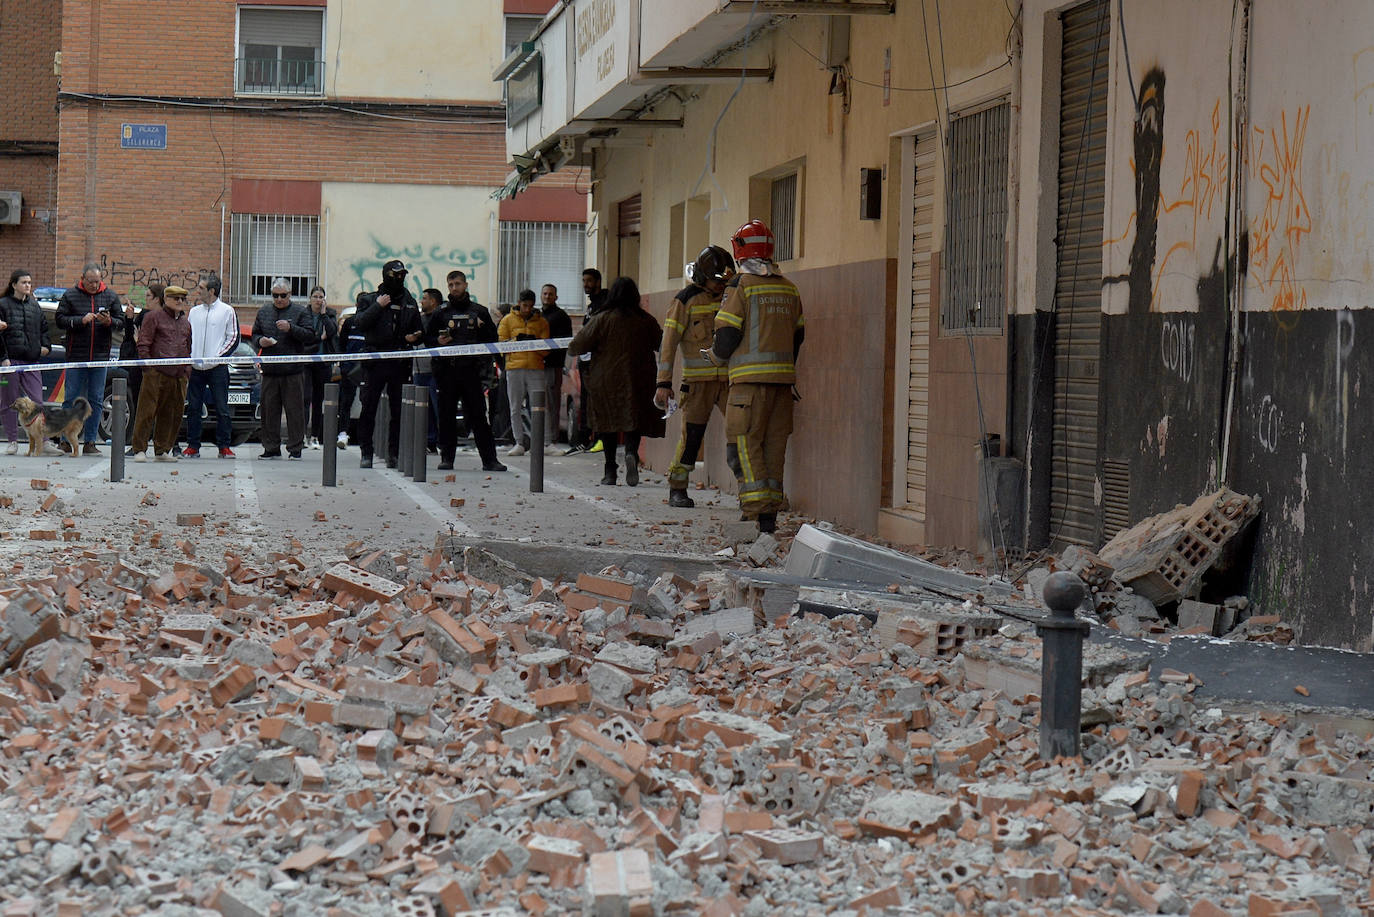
[[227, 393, 250, 405]]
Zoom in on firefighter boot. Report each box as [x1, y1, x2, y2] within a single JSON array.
[[668, 489, 695, 508]]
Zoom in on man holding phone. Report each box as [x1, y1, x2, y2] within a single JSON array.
[[55, 262, 121, 454]]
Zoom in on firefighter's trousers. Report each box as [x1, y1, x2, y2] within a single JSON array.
[[667, 379, 728, 490], [724, 382, 793, 516]]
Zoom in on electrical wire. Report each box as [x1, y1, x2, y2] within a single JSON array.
[[1116, 0, 1139, 111], [783, 30, 1010, 93], [688, 0, 763, 222]]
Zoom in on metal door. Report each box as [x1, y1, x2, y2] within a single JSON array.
[[905, 130, 937, 516], [1050, 0, 1109, 547]]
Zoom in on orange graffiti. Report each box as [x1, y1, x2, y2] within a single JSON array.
[[1248, 106, 1312, 311]]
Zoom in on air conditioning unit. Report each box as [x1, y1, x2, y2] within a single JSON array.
[[0, 191, 21, 225]]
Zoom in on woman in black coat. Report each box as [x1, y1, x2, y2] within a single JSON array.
[[0, 269, 51, 454], [567, 276, 665, 486]]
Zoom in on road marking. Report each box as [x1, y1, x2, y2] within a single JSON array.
[[503, 462, 642, 525], [383, 471, 478, 536], [80, 460, 107, 480], [234, 460, 260, 522]]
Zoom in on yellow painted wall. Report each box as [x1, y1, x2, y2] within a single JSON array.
[[321, 183, 497, 307], [588, 4, 1013, 293], [327, 0, 504, 102]]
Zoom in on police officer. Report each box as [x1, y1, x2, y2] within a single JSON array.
[[354, 259, 423, 469], [654, 244, 736, 507], [710, 220, 805, 535], [429, 270, 506, 473]]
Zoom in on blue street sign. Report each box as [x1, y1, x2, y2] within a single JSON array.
[[120, 123, 167, 150]]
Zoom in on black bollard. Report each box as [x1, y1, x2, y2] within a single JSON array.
[[322, 383, 339, 487], [412, 386, 428, 483], [110, 376, 127, 483], [529, 387, 545, 493], [399, 384, 414, 475], [1037, 571, 1091, 759]]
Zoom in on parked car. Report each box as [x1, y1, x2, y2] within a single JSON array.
[[35, 297, 260, 446]]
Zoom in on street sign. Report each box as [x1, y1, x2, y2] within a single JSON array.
[[121, 123, 167, 150]]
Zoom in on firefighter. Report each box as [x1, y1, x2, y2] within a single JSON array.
[[653, 244, 736, 507], [710, 220, 804, 535]]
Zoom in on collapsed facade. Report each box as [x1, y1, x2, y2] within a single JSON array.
[[501, 0, 1374, 650]]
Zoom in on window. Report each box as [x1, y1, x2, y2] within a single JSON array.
[[229, 214, 319, 302], [748, 160, 805, 262], [237, 7, 324, 96], [504, 14, 541, 56], [942, 101, 1010, 333], [498, 221, 587, 313], [770, 173, 798, 262], [667, 202, 686, 280]]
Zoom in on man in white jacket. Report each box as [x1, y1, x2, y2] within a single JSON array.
[[185, 275, 241, 458]]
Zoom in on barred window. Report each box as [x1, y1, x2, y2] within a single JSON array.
[[229, 213, 319, 303], [942, 101, 1010, 334], [498, 221, 587, 313], [770, 172, 798, 262]]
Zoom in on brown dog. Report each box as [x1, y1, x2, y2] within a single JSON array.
[[11, 396, 91, 458]]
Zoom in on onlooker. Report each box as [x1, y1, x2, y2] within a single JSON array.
[[497, 289, 550, 457], [334, 306, 368, 447], [354, 260, 423, 469], [251, 279, 314, 460], [130, 285, 193, 463], [569, 267, 608, 453], [117, 293, 144, 448], [55, 262, 121, 453], [489, 303, 514, 445], [428, 270, 505, 472], [413, 288, 443, 453], [302, 284, 338, 449], [185, 274, 240, 458], [539, 283, 571, 452], [567, 276, 665, 486], [0, 269, 52, 455]]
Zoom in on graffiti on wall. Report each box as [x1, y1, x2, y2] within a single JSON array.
[[1248, 107, 1312, 312], [98, 254, 214, 302], [347, 235, 488, 302], [1104, 66, 1313, 315]]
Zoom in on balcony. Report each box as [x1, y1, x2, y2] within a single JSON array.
[[235, 57, 323, 97]]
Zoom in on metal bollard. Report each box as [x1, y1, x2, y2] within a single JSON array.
[[399, 384, 414, 475], [110, 376, 127, 483], [412, 386, 428, 483], [322, 383, 339, 487], [529, 387, 545, 493], [1037, 572, 1090, 759]]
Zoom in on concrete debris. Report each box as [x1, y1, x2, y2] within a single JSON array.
[[0, 535, 1370, 917], [1098, 487, 1260, 606]]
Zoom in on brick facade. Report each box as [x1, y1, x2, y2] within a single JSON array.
[[0, 0, 62, 284]]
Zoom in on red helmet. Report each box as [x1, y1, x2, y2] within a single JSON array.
[[731, 220, 775, 261]]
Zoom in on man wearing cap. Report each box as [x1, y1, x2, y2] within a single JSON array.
[[353, 259, 423, 468], [130, 285, 193, 463]]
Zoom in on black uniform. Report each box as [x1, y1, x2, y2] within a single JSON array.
[[353, 286, 421, 464], [427, 293, 501, 468]]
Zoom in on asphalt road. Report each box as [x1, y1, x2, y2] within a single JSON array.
[[0, 443, 745, 563]]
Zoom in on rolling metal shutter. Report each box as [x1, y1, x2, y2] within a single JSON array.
[[1050, 0, 1109, 547], [905, 130, 937, 515], [239, 9, 323, 50]]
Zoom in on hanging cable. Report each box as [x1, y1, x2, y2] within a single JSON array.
[[688, 0, 763, 222]]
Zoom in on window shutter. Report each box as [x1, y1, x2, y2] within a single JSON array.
[[239, 9, 323, 49]]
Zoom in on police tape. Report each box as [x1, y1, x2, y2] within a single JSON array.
[[0, 337, 575, 374]]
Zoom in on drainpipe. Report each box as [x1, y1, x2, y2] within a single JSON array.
[[1217, 0, 1252, 485]]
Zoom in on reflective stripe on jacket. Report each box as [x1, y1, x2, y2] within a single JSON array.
[[715, 273, 804, 384], [658, 284, 727, 384]]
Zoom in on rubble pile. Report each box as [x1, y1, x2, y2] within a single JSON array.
[[0, 537, 1370, 917]]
